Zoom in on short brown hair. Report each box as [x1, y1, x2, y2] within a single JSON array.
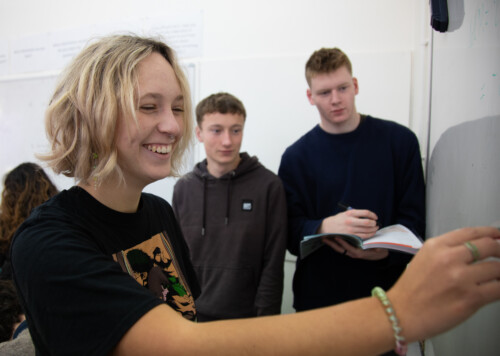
[[39, 34, 193, 184], [305, 47, 352, 86], [195, 92, 246, 127]]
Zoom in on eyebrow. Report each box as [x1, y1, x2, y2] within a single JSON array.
[[139, 93, 184, 102], [173, 94, 184, 103], [315, 82, 350, 92]]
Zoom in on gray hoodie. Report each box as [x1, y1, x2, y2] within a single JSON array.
[[172, 152, 287, 321]]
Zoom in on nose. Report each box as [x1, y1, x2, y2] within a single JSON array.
[[157, 109, 182, 140], [221, 130, 232, 146], [330, 91, 340, 105]]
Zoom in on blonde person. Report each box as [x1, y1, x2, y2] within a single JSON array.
[[10, 34, 500, 356]]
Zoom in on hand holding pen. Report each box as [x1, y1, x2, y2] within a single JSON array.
[[338, 202, 380, 227], [318, 202, 388, 260], [317, 202, 379, 239]]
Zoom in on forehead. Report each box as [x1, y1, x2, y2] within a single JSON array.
[[309, 66, 353, 89], [136, 52, 181, 97], [200, 112, 245, 128]]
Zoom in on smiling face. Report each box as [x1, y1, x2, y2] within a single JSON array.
[[307, 66, 360, 134], [196, 112, 244, 178], [115, 52, 184, 190]]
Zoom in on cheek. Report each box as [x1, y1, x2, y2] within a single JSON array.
[[176, 116, 185, 137], [234, 135, 244, 145], [204, 137, 219, 150]]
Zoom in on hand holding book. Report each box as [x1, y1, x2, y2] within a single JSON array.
[[300, 224, 423, 259]]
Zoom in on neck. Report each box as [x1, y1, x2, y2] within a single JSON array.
[[321, 112, 361, 134], [206, 155, 241, 178], [78, 178, 142, 213]]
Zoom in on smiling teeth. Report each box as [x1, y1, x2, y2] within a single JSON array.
[[147, 145, 172, 154]]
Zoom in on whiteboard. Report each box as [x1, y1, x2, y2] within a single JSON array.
[[427, 0, 500, 355]]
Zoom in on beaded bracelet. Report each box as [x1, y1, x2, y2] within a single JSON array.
[[371, 286, 408, 356]]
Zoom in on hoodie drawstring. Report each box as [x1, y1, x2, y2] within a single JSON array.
[[201, 171, 235, 236], [225, 171, 235, 225], [201, 174, 207, 236]]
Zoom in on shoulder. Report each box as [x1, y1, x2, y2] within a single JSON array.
[[173, 170, 202, 191], [239, 154, 282, 184], [367, 116, 416, 137], [281, 126, 319, 162], [172, 172, 202, 206], [287, 126, 318, 149], [12, 191, 78, 248], [365, 116, 419, 146], [251, 164, 284, 189], [140, 193, 175, 216]]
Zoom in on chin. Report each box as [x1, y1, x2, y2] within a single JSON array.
[[147, 168, 172, 182]]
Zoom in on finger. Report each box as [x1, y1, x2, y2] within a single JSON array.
[[442, 227, 500, 247], [322, 237, 344, 253], [475, 278, 500, 305], [344, 216, 379, 231], [460, 237, 500, 264], [334, 237, 359, 252], [345, 209, 378, 221], [468, 260, 500, 285]]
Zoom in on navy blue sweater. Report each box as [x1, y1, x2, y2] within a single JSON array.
[[278, 116, 425, 310]]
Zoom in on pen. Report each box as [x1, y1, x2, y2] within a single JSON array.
[[337, 202, 352, 211]]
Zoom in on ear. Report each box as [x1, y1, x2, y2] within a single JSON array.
[[353, 77, 359, 95], [195, 126, 203, 143], [306, 88, 315, 105]]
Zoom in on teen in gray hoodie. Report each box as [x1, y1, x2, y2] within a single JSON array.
[[172, 92, 287, 321]]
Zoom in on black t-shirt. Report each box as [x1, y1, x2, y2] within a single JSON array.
[[11, 187, 200, 356]]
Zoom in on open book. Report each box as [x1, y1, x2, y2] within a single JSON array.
[[300, 224, 423, 259]]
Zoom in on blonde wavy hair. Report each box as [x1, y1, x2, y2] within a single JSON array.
[[39, 34, 193, 185]]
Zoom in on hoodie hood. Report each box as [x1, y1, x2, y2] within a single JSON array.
[[192, 152, 261, 180], [191, 152, 262, 236]]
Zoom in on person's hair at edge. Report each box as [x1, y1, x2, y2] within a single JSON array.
[[38, 34, 193, 186], [0, 162, 58, 256], [195, 92, 246, 127], [305, 47, 353, 87], [0, 280, 23, 342]]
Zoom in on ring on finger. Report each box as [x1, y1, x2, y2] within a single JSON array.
[[464, 241, 480, 263]]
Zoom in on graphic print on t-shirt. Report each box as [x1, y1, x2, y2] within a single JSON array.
[[113, 232, 197, 321]]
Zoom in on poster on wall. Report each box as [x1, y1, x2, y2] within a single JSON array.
[[0, 11, 203, 78]]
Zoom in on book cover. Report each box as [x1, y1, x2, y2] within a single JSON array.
[[300, 224, 423, 259]]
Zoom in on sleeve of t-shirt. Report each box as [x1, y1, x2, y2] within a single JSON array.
[[11, 219, 163, 356]]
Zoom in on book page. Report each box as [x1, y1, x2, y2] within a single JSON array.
[[363, 224, 423, 249]]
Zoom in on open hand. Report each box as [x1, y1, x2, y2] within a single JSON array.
[[387, 226, 500, 342]]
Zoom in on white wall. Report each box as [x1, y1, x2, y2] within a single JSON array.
[[0, 0, 427, 179]]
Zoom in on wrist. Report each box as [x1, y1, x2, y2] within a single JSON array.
[[372, 287, 408, 355]]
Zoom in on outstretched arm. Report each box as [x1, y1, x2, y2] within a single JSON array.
[[113, 226, 500, 356]]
